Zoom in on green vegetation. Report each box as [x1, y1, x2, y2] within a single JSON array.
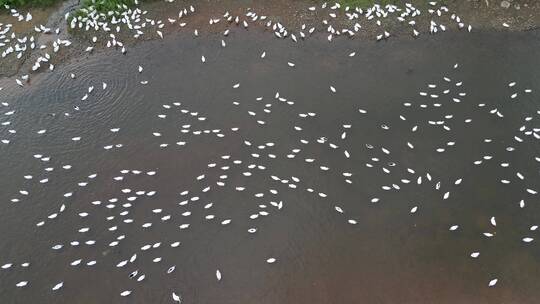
[[0, 0, 61, 9], [69, 0, 139, 20], [78, 0, 136, 15]]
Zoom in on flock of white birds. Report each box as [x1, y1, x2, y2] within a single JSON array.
[[0, 0, 483, 88], [0, 0, 537, 303]]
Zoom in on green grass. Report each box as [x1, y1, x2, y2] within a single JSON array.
[[70, 0, 138, 20], [0, 0, 61, 9], [79, 0, 136, 14]]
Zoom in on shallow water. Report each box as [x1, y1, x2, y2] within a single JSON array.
[[1, 28, 540, 304]]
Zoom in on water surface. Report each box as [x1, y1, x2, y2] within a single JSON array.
[[1, 29, 540, 304]]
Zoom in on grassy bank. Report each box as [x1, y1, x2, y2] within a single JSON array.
[[0, 0, 61, 9], [71, 0, 150, 20], [76, 0, 137, 15]]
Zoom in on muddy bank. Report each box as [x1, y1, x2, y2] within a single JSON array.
[[1, 0, 540, 79]]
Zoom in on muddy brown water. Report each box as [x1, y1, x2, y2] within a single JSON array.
[[0, 28, 540, 304]]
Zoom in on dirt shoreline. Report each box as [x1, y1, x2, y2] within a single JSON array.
[[1, 0, 539, 80]]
